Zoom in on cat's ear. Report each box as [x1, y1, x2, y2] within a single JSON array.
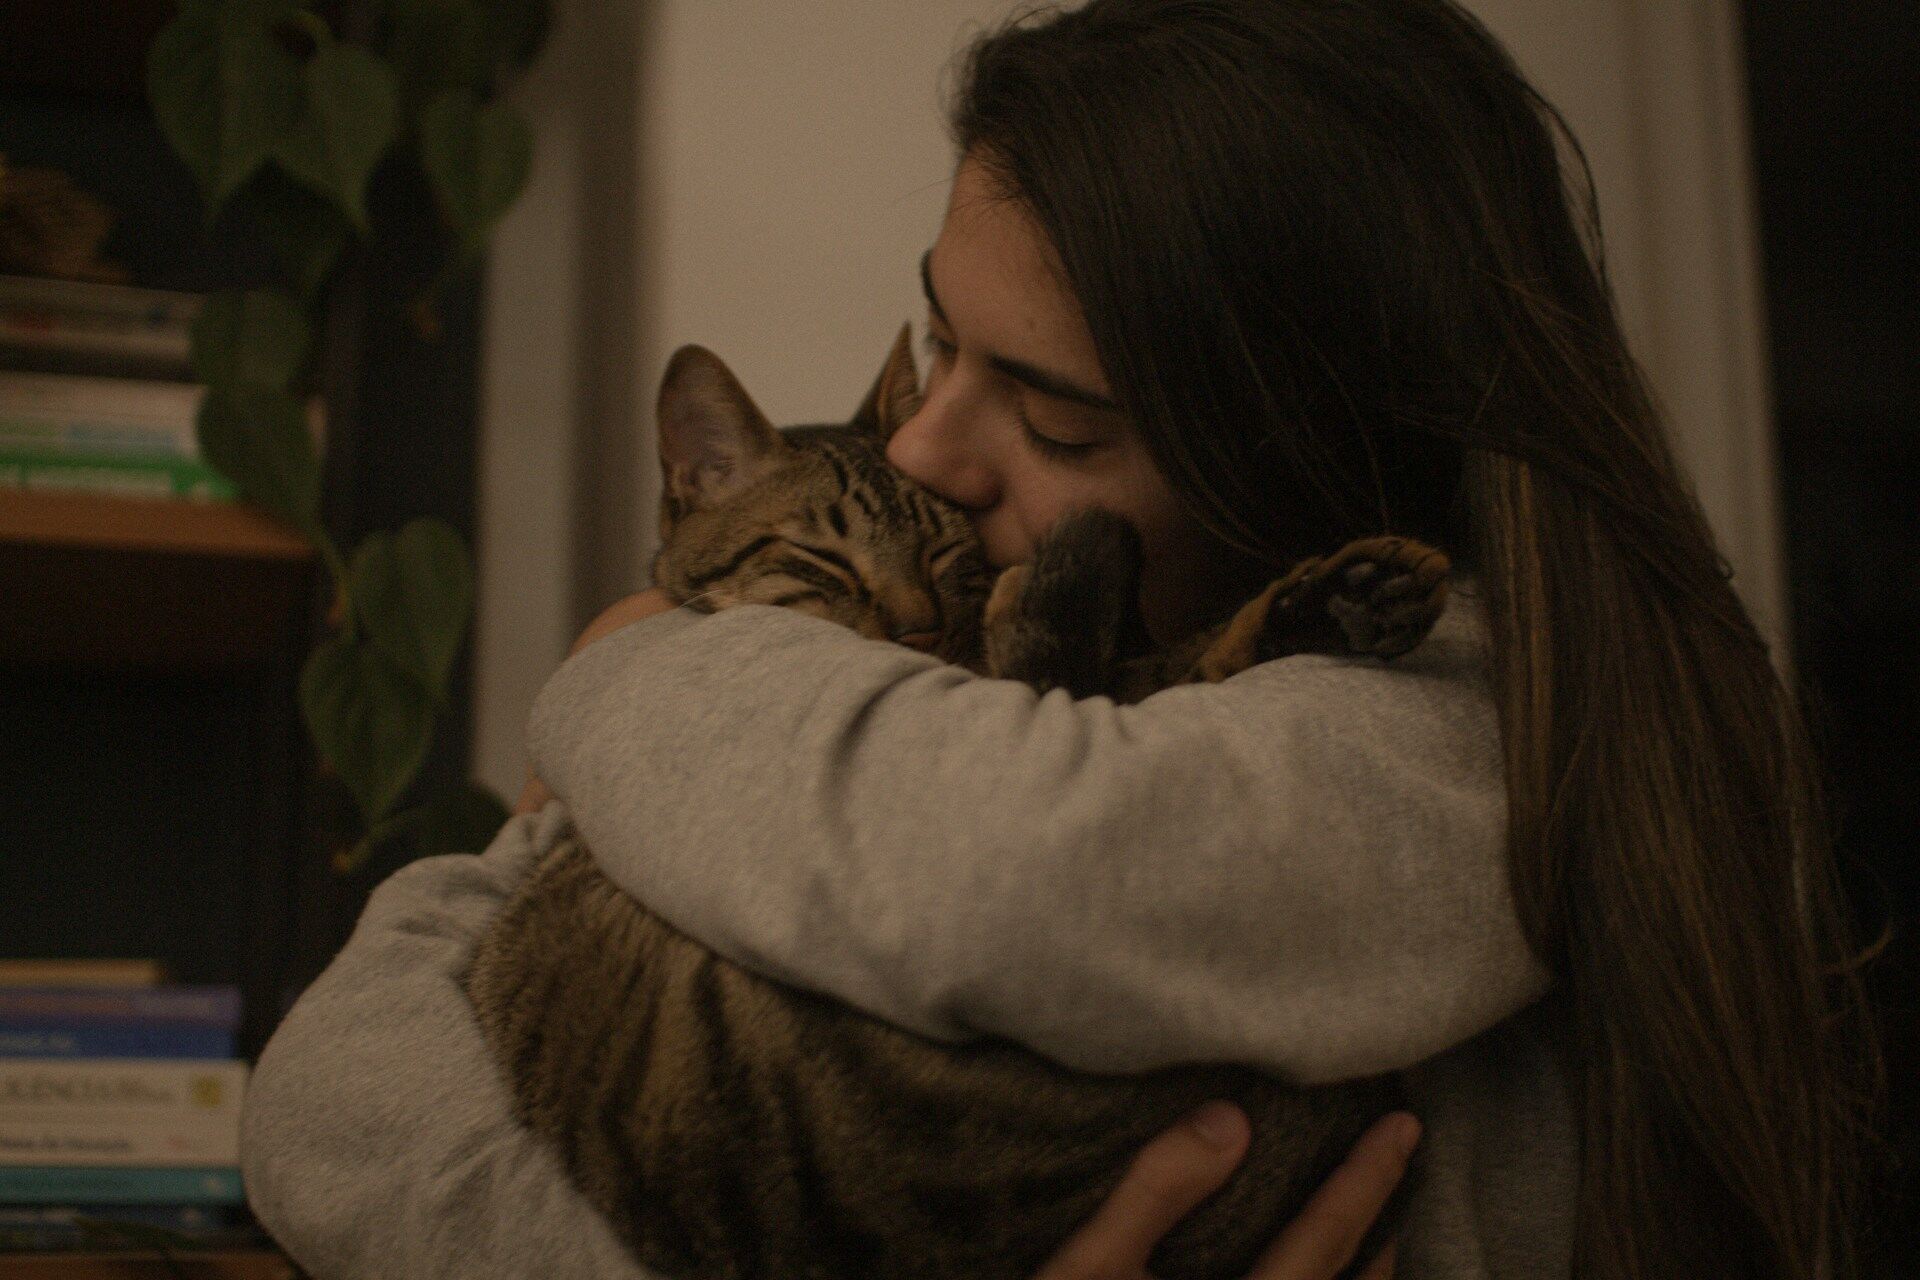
[[657, 345, 787, 513], [851, 323, 923, 441]]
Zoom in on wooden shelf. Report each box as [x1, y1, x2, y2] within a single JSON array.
[[0, 490, 312, 560], [0, 492, 316, 668]]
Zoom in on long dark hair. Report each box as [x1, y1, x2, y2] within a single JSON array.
[[949, 2, 1883, 1276]]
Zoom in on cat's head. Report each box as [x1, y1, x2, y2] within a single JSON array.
[[652, 327, 990, 663]]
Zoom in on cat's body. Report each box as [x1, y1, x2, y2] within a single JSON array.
[[465, 333, 1449, 1280]]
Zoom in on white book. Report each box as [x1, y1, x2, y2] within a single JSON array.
[[0, 278, 200, 378], [0, 371, 201, 435], [0, 275, 203, 326], [0, 310, 193, 367], [0, 371, 326, 457], [0, 1060, 246, 1169]]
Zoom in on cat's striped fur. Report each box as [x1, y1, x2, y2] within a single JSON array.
[[465, 331, 1447, 1280]]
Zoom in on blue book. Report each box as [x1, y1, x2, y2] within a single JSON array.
[[0, 1165, 244, 1205], [0, 1021, 235, 1059], [0, 987, 240, 1029], [0, 1203, 253, 1251], [0, 1204, 239, 1232]]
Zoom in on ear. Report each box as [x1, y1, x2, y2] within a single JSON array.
[[657, 345, 786, 515], [850, 323, 923, 441]]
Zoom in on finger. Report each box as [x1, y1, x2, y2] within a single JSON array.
[[513, 775, 554, 816], [1034, 1102, 1250, 1280], [1352, 1239, 1398, 1280], [1246, 1111, 1419, 1280]]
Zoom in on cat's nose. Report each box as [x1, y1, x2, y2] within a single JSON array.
[[879, 589, 941, 651], [892, 628, 941, 652]]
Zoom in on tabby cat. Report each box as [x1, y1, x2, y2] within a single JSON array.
[[465, 329, 1450, 1280]]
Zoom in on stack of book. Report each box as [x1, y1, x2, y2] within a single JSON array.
[[0, 370, 235, 503], [0, 272, 253, 506], [0, 961, 260, 1254], [0, 275, 198, 382]]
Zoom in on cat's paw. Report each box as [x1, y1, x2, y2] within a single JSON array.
[[1309, 537, 1451, 659], [984, 509, 1143, 697], [983, 563, 1032, 634], [1244, 536, 1450, 663]]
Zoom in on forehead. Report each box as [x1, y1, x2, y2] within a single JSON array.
[[927, 157, 1109, 396]]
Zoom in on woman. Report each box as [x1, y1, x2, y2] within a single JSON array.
[[242, 2, 1880, 1277]]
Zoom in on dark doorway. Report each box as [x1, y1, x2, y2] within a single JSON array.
[[1741, 2, 1918, 1271]]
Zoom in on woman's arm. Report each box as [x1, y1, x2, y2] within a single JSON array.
[[240, 804, 668, 1280], [529, 588, 1548, 1085], [515, 589, 680, 816], [243, 786, 1416, 1280]]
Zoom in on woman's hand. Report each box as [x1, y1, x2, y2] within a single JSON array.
[[1036, 1104, 1420, 1280], [514, 588, 680, 815]]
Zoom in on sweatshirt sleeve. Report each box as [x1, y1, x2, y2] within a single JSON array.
[[240, 803, 667, 1280], [528, 588, 1550, 1086]]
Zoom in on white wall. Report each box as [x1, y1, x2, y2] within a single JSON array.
[[472, 0, 1788, 797], [470, 0, 647, 798], [471, 0, 1010, 797], [1469, 1, 1788, 656]]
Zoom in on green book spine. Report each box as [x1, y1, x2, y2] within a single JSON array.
[[0, 449, 237, 501]]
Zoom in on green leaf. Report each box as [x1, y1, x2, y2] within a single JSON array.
[[481, 0, 552, 72], [349, 518, 474, 700], [415, 782, 511, 857], [191, 291, 311, 390], [328, 780, 506, 874], [147, 0, 306, 215], [390, 0, 489, 117], [212, 170, 352, 300], [272, 43, 400, 233], [256, 185, 352, 299], [196, 384, 323, 539], [418, 91, 531, 259], [300, 633, 438, 825]]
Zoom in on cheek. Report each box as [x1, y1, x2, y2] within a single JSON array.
[[988, 472, 1084, 567], [1088, 451, 1192, 565], [1129, 496, 1208, 567]]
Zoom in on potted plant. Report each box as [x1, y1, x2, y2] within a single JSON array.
[[147, 0, 551, 871]]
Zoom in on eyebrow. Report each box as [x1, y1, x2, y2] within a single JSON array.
[[919, 250, 1122, 414]]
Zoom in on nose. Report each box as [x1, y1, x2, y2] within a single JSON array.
[[885, 389, 997, 512], [877, 584, 941, 652]]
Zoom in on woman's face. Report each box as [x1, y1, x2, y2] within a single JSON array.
[[886, 154, 1245, 644]]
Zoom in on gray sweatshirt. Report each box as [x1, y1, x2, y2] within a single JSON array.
[[241, 587, 1579, 1278]]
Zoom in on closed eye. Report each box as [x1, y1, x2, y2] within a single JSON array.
[[764, 556, 852, 596], [787, 541, 857, 575], [926, 539, 976, 573]]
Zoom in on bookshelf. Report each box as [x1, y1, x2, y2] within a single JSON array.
[[0, 491, 311, 560], [0, 0, 485, 1010], [0, 492, 314, 668], [2, 0, 485, 1266]]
